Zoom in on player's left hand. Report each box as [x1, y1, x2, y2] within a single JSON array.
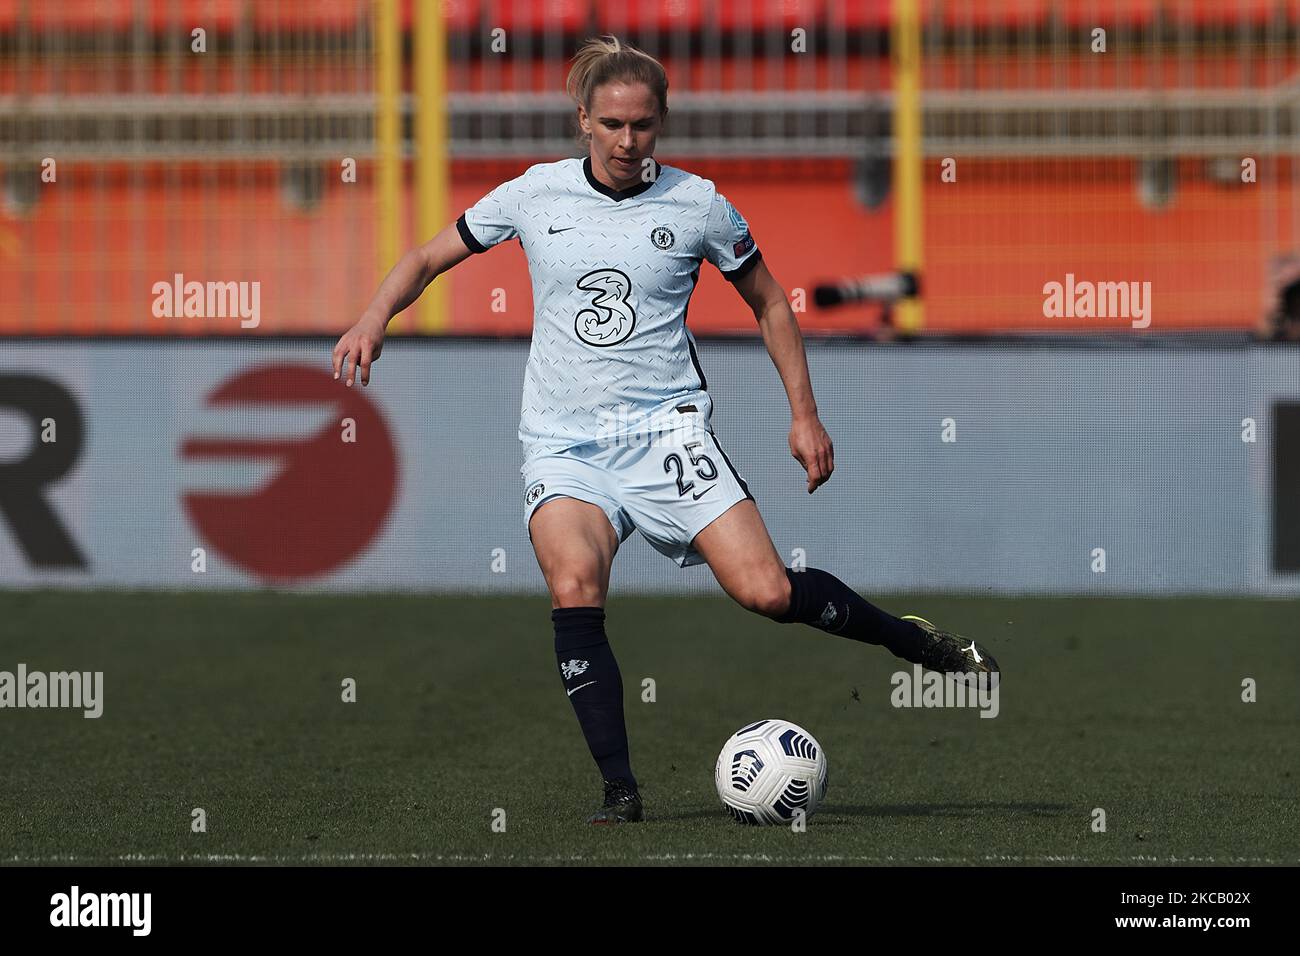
[[789, 414, 834, 493]]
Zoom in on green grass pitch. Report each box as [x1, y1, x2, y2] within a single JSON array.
[[1, 590, 1297, 866]]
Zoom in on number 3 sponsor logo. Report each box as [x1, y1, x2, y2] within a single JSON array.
[[575, 268, 636, 347]]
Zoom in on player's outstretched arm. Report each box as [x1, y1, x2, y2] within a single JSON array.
[[332, 223, 474, 386], [732, 259, 835, 494]]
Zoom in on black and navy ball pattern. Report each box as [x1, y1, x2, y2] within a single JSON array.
[[773, 779, 811, 820], [779, 727, 818, 761], [726, 804, 762, 826], [729, 749, 765, 793]]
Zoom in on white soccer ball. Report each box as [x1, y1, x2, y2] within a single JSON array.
[[714, 719, 828, 825]]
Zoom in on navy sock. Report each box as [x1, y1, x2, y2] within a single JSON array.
[[774, 566, 927, 661], [553, 606, 636, 790]]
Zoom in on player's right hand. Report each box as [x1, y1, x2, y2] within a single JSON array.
[[333, 315, 387, 387]]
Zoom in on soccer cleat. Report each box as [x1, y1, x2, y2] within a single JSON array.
[[900, 615, 1000, 688], [587, 778, 645, 824]]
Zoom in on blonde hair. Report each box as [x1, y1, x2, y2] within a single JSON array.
[[566, 35, 668, 143]]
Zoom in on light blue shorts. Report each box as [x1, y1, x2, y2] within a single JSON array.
[[521, 411, 754, 568]]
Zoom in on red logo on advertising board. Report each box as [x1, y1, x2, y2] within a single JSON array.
[[181, 365, 398, 582]]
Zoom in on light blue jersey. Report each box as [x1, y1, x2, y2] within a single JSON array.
[[457, 157, 762, 469]]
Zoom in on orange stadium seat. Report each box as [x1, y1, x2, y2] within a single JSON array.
[[941, 1, 1052, 29], [3, 1, 1295, 33], [596, 0, 707, 32], [0, 0, 480, 33], [251, 0, 369, 30], [474, 0, 587, 32], [826, 0, 889, 29], [828, 1, 1054, 31], [19, 49, 1290, 96], [0, 0, 245, 31], [1056, 0, 1159, 28], [0, 0, 129, 30], [1169, 0, 1275, 27], [716, 0, 825, 30], [404, 0, 484, 30]]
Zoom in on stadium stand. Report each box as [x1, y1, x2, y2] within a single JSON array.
[[2, 1, 1297, 334]]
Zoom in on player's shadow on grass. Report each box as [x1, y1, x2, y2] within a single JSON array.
[[829, 802, 1072, 821], [656, 802, 1070, 823]]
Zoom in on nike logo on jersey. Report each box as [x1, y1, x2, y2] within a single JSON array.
[[567, 681, 597, 696], [548, 225, 575, 234], [691, 485, 715, 501]]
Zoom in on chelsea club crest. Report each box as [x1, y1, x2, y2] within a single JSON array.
[[650, 226, 675, 250], [525, 481, 545, 506]]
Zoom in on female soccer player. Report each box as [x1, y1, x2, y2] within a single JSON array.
[[333, 36, 999, 823]]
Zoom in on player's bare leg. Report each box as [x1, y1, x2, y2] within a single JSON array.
[[689, 499, 792, 616], [528, 497, 644, 823], [693, 499, 999, 682], [529, 496, 618, 609]]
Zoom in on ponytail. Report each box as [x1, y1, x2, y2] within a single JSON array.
[[566, 35, 668, 143]]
